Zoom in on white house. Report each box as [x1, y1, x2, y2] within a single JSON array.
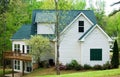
[[11, 10, 112, 72]]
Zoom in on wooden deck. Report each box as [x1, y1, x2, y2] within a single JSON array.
[[3, 51, 32, 61]]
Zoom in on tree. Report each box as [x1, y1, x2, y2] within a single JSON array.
[[111, 40, 119, 68], [110, 1, 120, 16], [87, 0, 105, 28], [25, 35, 52, 65]]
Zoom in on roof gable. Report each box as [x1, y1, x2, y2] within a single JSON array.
[[79, 24, 112, 41], [61, 12, 94, 34], [12, 10, 97, 40], [32, 10, 97, 34]]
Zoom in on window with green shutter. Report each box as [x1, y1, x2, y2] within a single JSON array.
[[90, 49, 102, 61]]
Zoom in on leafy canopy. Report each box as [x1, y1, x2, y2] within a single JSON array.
[[25, 35, 52, 61]]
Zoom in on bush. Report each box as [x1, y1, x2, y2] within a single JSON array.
[[102, 61, 111, 70], [66, 60, 83, 70], [84, 64, 92, 70], [66, 63, 73, 70], [93, 65, 102, 70], [74, 64, 83, 71]]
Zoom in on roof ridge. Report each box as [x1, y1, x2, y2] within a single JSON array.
[[33, 9, 93, 11]]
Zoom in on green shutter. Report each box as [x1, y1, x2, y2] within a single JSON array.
[[90, 49, 102, 61]]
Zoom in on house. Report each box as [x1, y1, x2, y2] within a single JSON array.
[[11, 10, 112, 73]]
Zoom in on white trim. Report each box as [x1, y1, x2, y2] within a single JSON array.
[[80, 24, 113, 42], [60, 12, 94, 35]]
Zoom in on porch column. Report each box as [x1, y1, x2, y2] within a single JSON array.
[[3, 51, 5, 77], [12, 60, 14, 77], [22, 61, 25, 76]]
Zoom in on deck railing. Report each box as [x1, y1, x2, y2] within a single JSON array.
[[3, 51, 32, 61]]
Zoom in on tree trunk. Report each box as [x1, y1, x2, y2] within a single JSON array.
[[55, 0, 60, 75]]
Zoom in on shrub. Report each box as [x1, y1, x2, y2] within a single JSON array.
[[102, 61, 111, 70], [84, 64, 92, 70], [93, 65, 102, 70], [111, 40, 119, 68], [74, 64, 83, 71], [66, 60, 83, 70], [66, 63, 73, 70]]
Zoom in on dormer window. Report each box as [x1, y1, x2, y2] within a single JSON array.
[[78, 21, 84, 32]]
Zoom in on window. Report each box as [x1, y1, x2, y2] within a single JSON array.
[[78, 21, 84, 32], [14, 44, 20, 52], [26, 62, 32, 72], [14, 60, 20, 70], [26, 45, 31, 54], [22, 45, 25, 53], [90, 49, 102, 61]]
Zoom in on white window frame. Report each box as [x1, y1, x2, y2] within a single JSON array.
[[26, 45, 31, 54], [14, 60, 20, 70], [14, 44, 20, 52]]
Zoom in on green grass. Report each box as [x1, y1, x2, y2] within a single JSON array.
[[36, 69, 120, 77], [0, 69, 11, 77], [23, 67, 120, 77]]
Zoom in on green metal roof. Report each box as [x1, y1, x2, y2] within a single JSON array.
[[32, 10, 97, 34], [12, 10, 97, 40], [11, 24, 32, 40], [35, 12, 56, 23]]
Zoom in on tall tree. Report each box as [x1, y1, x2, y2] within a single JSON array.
[[87, 0, 105, 28], [54, 0, 86, 75], [111, 40, 119, 68], [104, 12, 120, 50]]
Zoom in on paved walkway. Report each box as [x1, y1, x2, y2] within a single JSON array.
[[5, 73, 22, 77]]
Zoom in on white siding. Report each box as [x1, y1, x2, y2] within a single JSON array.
[[37, 23, 55, 34], [81, 27, 110, 66], [59, 14, 93, 65], [12, 40, 55, 72], [12, 40, 26, 53]]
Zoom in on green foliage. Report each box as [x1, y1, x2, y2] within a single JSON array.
[[102, 61, 111, 70], [83, 64, 92, 70], [93, 65, 102, 70], [104, 12, 120, 50], [111, 40, 119, 68], [25, 35, 52, 62], [39, 0, 86, 10], [66, 60, 83, 71]]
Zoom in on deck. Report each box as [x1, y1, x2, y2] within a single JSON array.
[[3, 51, 32, 61]]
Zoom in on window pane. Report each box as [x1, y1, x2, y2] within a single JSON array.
[[78, 27, 84, 32], [18, 44, 20, 48], [90, 49, 102, 61], [22, 45, 25, 53], [79, 21, 84, 26], [14, 44, 16, 49]]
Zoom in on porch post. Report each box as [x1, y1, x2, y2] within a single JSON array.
[[3, 51, 5, 77], [12, 60, 14, 77], [22, 61, 25, 76]]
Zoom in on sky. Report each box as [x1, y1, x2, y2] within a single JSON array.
[[104, 0, 120, 15], [86, 0, 120, 15]]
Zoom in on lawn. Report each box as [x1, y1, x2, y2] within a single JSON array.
[[0, 69, 11, 77], [23, 67, 120, 77], [37, 69, 120, 77]]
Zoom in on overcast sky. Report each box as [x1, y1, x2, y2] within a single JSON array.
[[104, 0, 120, 15]]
